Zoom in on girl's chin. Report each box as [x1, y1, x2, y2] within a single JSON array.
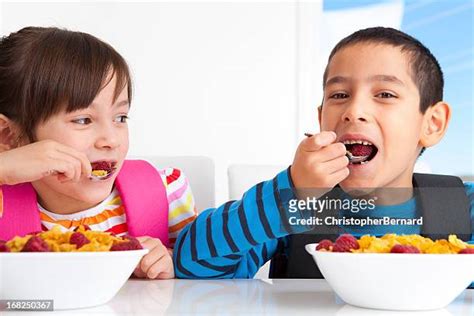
[[72, 181, 115, 202], [72, 188, 113, 207]]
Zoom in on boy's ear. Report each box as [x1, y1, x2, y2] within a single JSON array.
[[317, 105, 322, 127], [0, 114, 21, 152], [419, 101, 451, 149]]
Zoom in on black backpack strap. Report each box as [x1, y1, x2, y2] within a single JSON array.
[[413, 173, 471, 241], [269, 187, 341, 278], [268, 238, 288, 278]]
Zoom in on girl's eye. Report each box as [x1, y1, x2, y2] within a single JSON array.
[[115, 115, 130, 123], [72, 117, 92, 125], [376, 92, 397, 98], [329, 93, 349, 99]]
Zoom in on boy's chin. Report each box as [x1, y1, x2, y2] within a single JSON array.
[[339, 177, 379, 190]]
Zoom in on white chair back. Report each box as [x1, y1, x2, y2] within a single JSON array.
[[227, 164, 286, 200], [131, 156, 215, 212]]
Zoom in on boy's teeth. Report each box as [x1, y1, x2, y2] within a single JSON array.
[[342, 140, 373, 146]]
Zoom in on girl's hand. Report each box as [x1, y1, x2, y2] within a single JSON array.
[[0, 140, 92, 185], [133, 236, 175, 279]]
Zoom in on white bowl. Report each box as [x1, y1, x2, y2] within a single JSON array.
[[0, 249, 148, 310], [305, 243, 474, 311]]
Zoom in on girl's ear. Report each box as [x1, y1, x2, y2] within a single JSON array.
[[419, 101, 451, 149], [0, 114, 21, 152]]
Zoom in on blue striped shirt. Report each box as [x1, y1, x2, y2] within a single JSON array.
[[173, 169, 474, 279]]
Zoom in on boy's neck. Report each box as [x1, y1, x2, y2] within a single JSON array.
[[344, 167, 415, 206], [374, 167, 415, 205]]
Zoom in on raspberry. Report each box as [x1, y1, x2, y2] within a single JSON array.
[[124, 235, 141, 246], [390, 244, 420, 253], [70, 232, 90, 249], [74, 225, 91, 232], [316, 239, 333, 251], [333, 234, 359, 252], [347, 144, 373, 157], [110, 241, 142, 251], [110, 236, 143, 251], [22, 236, 51, 252], [459, 248, 474, 254], [0, 240, 10, 252], [91, 161, 113, 172]]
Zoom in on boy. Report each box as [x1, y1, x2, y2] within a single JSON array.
[[173, 27, 474, 279]]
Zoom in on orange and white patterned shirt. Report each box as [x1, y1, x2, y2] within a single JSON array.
[[38, 168, 197, 247]]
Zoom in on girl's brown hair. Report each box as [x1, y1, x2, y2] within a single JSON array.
[[0, 26, 132, 142]]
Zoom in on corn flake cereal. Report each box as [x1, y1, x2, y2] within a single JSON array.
[[318, 233, 474, 254], [3, 225, 142, 252]]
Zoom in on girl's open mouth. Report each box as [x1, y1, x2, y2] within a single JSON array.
[[90, 161, 117, 180], [343, 140, 378, 165]]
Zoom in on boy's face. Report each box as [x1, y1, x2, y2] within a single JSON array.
[[33, 74, 130, 211], [320, 43, 424, 189]]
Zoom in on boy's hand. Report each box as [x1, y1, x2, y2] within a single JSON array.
[[291, 131, 349, 193], [0, 140, 92, 185], [133, 237, 175, 280]]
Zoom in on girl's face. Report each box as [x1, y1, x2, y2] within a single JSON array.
[[32, 74, 130, 213]]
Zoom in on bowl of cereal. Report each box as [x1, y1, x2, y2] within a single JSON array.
[[305, 234, 474, 311], [0, 226, 148, 310]]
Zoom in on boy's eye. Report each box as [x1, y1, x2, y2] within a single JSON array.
[[376, 92, 397, 98], [72, 117, 92, 125], [329, 93, 349, 99], [115, 115, 130, 123]]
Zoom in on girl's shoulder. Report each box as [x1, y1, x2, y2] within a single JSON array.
[[156, 167, 185, 187], [123, 159, 187, 187]]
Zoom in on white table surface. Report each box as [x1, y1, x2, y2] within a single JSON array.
[[4, 279, 473, 315]]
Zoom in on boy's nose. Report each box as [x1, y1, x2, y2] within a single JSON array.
[[341, 101, 369, 123]]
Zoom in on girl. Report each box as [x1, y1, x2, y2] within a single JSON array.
[[0, 27, 197, 279]]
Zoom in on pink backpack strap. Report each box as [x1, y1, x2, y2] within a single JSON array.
[[115, 160, 169, 247], [0, 183, 41, 240]]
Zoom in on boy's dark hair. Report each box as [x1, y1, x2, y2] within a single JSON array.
[[323, 26, 444, 114], [0, 26, 132, 142], [323, 27, 444, 156]]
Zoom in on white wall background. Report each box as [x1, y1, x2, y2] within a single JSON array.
[[0, 0, 406, 208], [296, 0, 403, 136], [1, 1, 301, 206]]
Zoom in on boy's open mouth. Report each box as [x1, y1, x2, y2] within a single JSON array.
[[343, 140, 378, 165], [90, 161, 117, 179]]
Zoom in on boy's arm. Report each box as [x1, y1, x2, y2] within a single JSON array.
[[464, 182, 474, 243], [173, 131, 348, 278], [463, 182, 474, 289], [173, 168, 309, 279]]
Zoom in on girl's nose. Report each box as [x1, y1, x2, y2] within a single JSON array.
[[95, 124, 120, 149]]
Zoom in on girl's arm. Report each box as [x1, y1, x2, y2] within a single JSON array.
[[0, 140, 92, 185], [163, 168, 198, 248]]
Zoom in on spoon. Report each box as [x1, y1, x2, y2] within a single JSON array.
[[304, 133, 367, 163], [89, 169, 115, 181]]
